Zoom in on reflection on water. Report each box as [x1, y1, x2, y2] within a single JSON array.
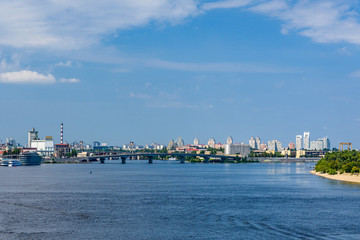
[[0, 161, 359, 239]]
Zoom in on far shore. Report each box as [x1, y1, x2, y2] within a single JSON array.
[[311, 170, 360, 184]]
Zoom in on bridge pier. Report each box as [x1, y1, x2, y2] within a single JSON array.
[[204, 157, 209, 163], [179, 156, 185, 164], [100, 158, 105, 164], [148, 156, 153, 164], [121, 157, 126, 164]]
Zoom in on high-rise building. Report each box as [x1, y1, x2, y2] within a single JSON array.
[[268, 140, 282, 151], [288, 142, 295, 150], [303, 132, 310, 150], [296, 135, 302, 150], [28, 128, 39, 147], [93, 141, 100, 147], [193, 137, 199, 146], [227, 136, 233, 145], [255, 137, 261, 150], [249, 137, 255, 149], [268, 140, 277, 151], [208, 138, 215, 148]]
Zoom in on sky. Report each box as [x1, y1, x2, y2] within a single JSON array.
[[0, 0, 359, 148]]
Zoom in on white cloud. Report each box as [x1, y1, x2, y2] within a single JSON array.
[[250, 1, 360, 45], [0, 70, 56, 84], [202, 0, 254, 11], [0, 0, 198, 49], [56, 60, 72, 67], [59, 78, 80, 83]]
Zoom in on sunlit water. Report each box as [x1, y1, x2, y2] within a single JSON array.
[[0, 161, 360, 240]]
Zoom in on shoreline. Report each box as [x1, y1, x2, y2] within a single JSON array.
[[310, 170, 360, 184]]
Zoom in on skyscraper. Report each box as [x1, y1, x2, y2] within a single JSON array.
[[249, 137, 255, 149], [193, 137, 199, 146], [303, 132, 310, 150], [227, 136, 233, 145], [296, 135, 302, 150], [255, 137, 261, 150]]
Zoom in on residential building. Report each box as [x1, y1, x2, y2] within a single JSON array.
[[227, 136, 233, 145], [224, 143, 250, 157], [303, 132, 310, 150], [193, 138, 199, 146], [249, 137, 256, 149], [208, 138, 215, 148], [296, 135, 302, 150]]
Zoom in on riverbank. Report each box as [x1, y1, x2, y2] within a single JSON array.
[[311, 171, 360, 184]]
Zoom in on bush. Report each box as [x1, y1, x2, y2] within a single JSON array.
[[339, 169, 345, 174], [351, 166, 359, 174], [327, 168, 337, 175]]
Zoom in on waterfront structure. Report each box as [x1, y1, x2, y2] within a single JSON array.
[[30, 136, 54, 157], [208, 138, 215, 148], [193, 138, 199, 146], [55, 143, 71, 157], [224, 143, 250, 157], [296, 135, 302, 150], [303, 132, 310, 150], [227, 136, 233, 145]]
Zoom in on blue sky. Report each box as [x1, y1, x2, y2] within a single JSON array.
[[0, 0, 359, 148]]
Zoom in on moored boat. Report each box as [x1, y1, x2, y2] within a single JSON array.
[[19, 152, 42, 166]]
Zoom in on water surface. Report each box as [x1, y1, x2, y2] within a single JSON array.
[[0, 161, 359, 239]]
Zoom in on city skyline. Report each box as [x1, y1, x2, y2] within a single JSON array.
[[1, 126, 337, 151], [0, 1, 359, 148]]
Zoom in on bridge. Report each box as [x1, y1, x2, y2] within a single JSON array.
[[69, 152, 241, 164]]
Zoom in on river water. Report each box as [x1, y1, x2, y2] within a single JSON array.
[[0, 161, 360, 240]]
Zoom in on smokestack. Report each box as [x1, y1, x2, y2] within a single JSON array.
[[61, 123, 63, 144]]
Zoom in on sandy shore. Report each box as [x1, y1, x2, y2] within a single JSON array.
[[311, 171, 360, 184]]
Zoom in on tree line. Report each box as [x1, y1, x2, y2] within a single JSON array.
[[315, 150, 360, 175]]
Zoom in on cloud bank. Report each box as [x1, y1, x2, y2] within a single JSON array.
[[0, 0, 359, 51]]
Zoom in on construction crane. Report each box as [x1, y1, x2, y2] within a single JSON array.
[[339, 142, 352, 151]]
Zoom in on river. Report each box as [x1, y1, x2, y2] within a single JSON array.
[[0, 161, 359, 239]]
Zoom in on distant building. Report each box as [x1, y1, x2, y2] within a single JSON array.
[[28, 128, 39, 147], [268, 140, 282, 151], [260, 143, 267, 150], [227, 136, 233, 145], [224, 144, 250, 157], [193, 138, 199, 146], [255, 137, 261, 150], [288, 142, 295, 150], [208, 138, 215, 148], [93, 141, 100, 147], [28, 128, 54, 157], [54, 143, 70, 157], [30, 136, 54, 157], [268, 140, 277, 151], [303, 132, 310, 150], [310, 137, 331, 150], [249, 137, 256, 149], [296, 135, 302, 150]]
